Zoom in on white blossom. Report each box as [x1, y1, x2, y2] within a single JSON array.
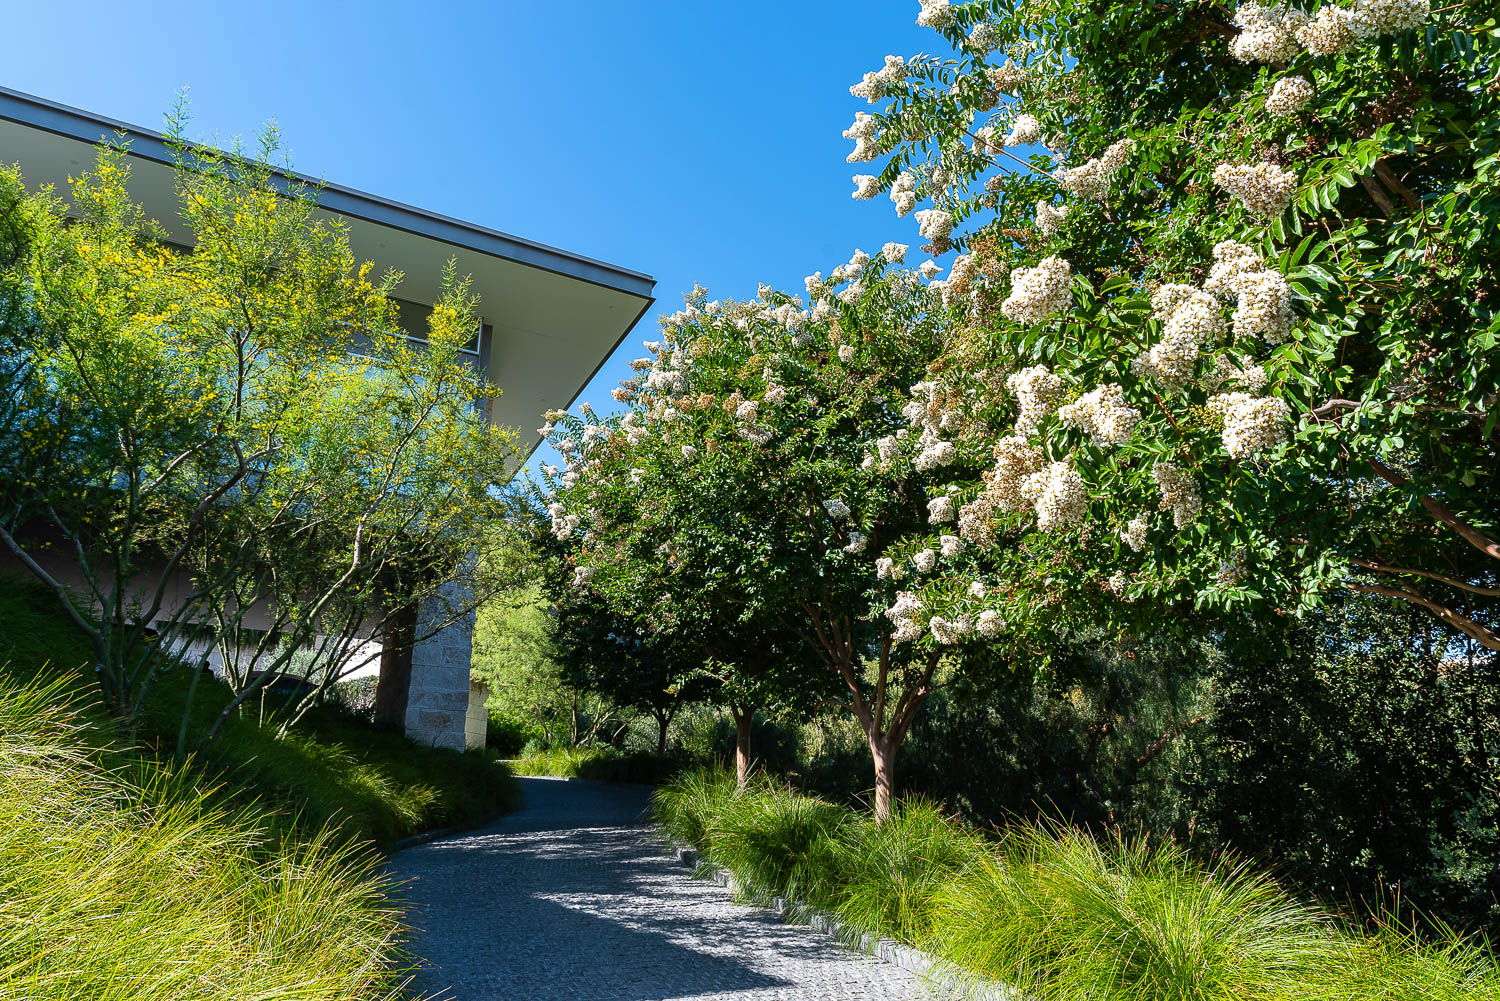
[[852, 174, 881, 199], [915, 208, 955, 245], [1233, 270, 1294, 345], [915, 0, 954, 28], [928, 495, 956, 523], [918, 260, 942, 281], [913, 548, 938, 572], [844, 531, 869, 553], [1209, 392, 1291, 458], [1296, 4, 1359, 54], [887, 591, 925, 643], [1006, 366, 1064, 436], [681, 444, 698, 459], [882, 241, 909, 263], [891, 171, 918, 217], [1231, 2, 1307, 62], [986, 60, 1026, 93], [1002, 256, 1074, 326], [844, 111, 881, 163], [977, 609, 1003, 636], [1004, 113, 1043, 147], [928, 615, 972, 644], [1153, 461, 1203, 528], [1055, 139, 1132, 200], [850, 54, 908, 103], [1057, 383, 1141, 445], [822, 498, 852, 520], [940, 534, 966, 557], [1213, 161, 1298, 218], [1021, 459, 1088, 530], [1035, 200, 1069, 237], [1266, 75, 1315, 116], [966, 20, 1002, 52], [914, 440, 957, 471], [1121, 512, 1150, 552], [571, 566, 594, 589]]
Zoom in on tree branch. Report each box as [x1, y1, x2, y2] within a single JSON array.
[[1349, 583, 1500, 651]]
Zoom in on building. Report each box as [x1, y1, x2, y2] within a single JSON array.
[[0, 85, 654, 750]]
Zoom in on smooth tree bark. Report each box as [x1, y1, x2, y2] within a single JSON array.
[[373, 601, 419, 726], [730, 699, 755, 789]]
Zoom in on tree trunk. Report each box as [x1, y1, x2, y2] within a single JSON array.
[[731, 701, 753, 788], [869, 733, 896, 823], [372, 601, 418, 727], [656, 711, 670, 756]]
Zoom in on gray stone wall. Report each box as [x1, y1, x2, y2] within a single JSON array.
[[404, 583, 481, 752]]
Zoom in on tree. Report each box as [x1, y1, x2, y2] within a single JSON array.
[[834, 0, 1497, 651], [0, 125, 515, 742], [540, 266, 1093, 817]]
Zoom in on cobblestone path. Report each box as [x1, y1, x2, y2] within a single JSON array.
[[391, 776, 930, 1001]]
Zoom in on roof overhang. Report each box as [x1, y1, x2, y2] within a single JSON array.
[[0, 85, 655, 464]]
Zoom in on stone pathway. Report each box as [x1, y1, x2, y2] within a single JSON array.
[[391, 776, 931, 1000]]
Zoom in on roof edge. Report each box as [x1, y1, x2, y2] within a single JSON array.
[[0, 84, 655, 300]]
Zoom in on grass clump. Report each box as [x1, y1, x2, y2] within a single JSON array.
[[0, 676, 412, 1000], [653, 768, 1500, 1001], [508, 744, 682, 784]]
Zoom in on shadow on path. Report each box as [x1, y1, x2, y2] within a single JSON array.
[[390, 777, 924, 1001]]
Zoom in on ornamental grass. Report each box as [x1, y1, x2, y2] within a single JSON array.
[[0, 676, 412, 1001], [653, 767, 1500, 1001]]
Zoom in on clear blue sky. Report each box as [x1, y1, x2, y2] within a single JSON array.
[[3, 0, 935, 475]]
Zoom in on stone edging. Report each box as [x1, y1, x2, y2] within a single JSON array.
[[669, 844, 1016, 1001]]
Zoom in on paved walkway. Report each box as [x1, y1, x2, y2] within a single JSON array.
[[390, 776, 931, 1001]]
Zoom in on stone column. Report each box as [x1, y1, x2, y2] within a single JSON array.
[[404, 583, 483, 752]]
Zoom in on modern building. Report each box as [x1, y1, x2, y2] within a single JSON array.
[[0, 85, 654, 750]]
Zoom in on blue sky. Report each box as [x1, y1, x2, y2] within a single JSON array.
[[3, 0, 936, 475]]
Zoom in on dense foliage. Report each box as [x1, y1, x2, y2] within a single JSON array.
[[0, 126, 515, 740]]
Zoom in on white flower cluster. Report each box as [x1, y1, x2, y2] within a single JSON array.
[[876, 556, 903, 580], [1209, 392, 1291, 458], [967, 20, 1002, 51], [1058, 383, 1142, 445], [918, 259, 942, 280], [891, 172, 918, 216], [571, 566, 594, 589], [681, 444, 698, 460], [929, 615, 973, 644], [838, 344, 856, 363], [1055, 139, 1132, 200], [1004, 113, 1043, 147], [1231, 2, 1306, 62], [1134, 283, 1224, 391], [1035, 200, 1069, 237], [986, 435, 1045, 511], [549, 502, 581, 541], [915, 0, 954, 28], [915, 439, 957, 471], [1266, 75, 1314, 116], [987, 60, 1027, 93], [851, 55, 907, 103], [940, 534, 965, 556], [887, 591, 925, 644], [1121, 512, 1150, 552], [1215, 549, 1250, 586], [913, 548, 938, 572], [1001, 256, 1073, 326], [1007, 365, 1064, 435], [863, 433, 903, 473], [822, 498, 852, 520], [1212, 161, 1297, 218], [1152, 460, 1203, 528], [844, 111, 881, 163], [1297, 5, 1360, 54], [928, 495, 955, 523], [1020, 459, 1088, 531], [1207, 243, 1293, 344], [882, 241, 909, 263], [977, 609, 1003, 636], [852, 174, 881, 199], [915, 208, 955, 251], [844, 531, 869, 553]]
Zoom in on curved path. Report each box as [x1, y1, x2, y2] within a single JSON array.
[[391, 776, 929, 1000]]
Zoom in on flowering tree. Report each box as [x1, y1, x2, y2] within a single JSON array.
[[0, 133, 515, 740], [541, 256, 1111, 816], [831, 0, 1498, 649]]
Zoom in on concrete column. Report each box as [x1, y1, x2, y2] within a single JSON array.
[[404, 583, 482, 752]]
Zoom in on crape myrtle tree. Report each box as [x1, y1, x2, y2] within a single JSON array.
[[0, 125, 516, 742], [833, 0, 1498, 649], [539, 263, 1102, 817]]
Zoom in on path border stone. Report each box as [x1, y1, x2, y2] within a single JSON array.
[[668, 844, 1018, 1001]]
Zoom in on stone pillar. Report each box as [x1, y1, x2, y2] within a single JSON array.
[[404, 583, 481, 752]]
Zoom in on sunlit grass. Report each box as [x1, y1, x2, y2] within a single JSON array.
[[653, 767, 1500, 1001], [0, 675, 412, 1001]]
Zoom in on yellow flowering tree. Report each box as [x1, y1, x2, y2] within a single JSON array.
[[0, 130, 515, 741]]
